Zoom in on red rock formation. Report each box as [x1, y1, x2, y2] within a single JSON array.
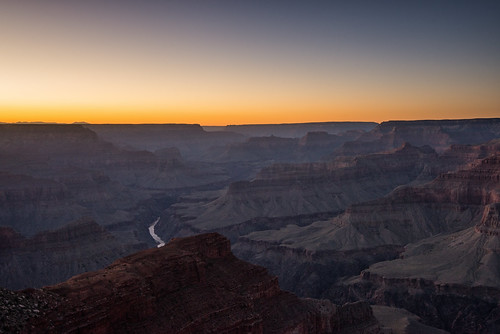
[[324, 155, 500, 333], [10, 233, 379, 334], [476, 203, 500, 235]]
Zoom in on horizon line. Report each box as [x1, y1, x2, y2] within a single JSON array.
[[2, 117, 500, 127]]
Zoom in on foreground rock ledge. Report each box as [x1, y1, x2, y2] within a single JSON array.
[[1, 233, 379, 334]]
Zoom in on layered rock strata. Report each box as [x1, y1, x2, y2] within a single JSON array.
[[234, 155, 500, 311], [166, 143, 437, 236], [2, 233, 380, 334], [331, 200, 500, 333], [0, 124, 228, 238], [223, 122, 377, 138], [0, 218, 146, 290], [335, 118, 500, 156]]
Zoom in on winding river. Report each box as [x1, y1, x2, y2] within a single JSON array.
[[148, 217, 165, 247]]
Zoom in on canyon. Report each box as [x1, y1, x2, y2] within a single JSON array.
[[1, 119, 500, 333]]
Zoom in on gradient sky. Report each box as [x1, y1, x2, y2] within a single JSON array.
[[1, 0, 499, 125]]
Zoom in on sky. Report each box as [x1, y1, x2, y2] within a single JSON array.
[[1, 0, 499, 125]]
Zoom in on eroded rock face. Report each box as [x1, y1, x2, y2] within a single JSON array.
[[167, 143, 438, 235], [323, 157, 500, 333], [335, 118, 500, 156], [233, 153, 500, 326], [86, 123, 245, 161], [4, 233, 380, 334], [477, 203, 500, 235], [218, 129, 367, 163], [334, 269, 500, 333], [0, 218, 146, 290]]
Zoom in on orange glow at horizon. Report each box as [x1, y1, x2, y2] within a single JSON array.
[[1, 1, 499, 126], [2, 101, 499, 126]]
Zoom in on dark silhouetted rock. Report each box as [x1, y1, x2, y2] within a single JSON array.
[[2, 233, 380, 333]]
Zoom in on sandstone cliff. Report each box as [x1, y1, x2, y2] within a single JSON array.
[[1, 233, 380, 334]]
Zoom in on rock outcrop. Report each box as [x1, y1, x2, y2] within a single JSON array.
[[1, 233, 380, 334], [335, 118, 500, 156]]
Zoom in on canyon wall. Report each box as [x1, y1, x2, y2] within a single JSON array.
[[1, 234, 380, 334]]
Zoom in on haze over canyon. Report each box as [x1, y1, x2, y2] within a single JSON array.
[[0, 118, 499, 333]]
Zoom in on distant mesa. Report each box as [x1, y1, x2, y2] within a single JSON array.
[[223, 121, 378, 138], [14, 121, 61, 124]]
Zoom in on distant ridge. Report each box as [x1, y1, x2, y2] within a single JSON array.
[[379, 117, 500, 126], [221, 121, 378, 138]]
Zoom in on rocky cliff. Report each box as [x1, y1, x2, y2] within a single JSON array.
[[0, 218, 146, 290], [165, 143, 438, 236], [0, 124, 241, 290], [86, 123, 245, 161], [0, 172, 83, 235], [252, 153, 500, 253], [335, 118, 500, 156], [328, 199, 500, 333], [218, 129, 366, 163], [0, 124, 230, 240], [1, 233, 380, 334], [233, 154, 500, 310]]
